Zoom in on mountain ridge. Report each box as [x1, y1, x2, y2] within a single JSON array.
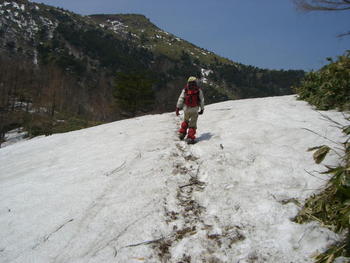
[[0, 0, 304, 141]]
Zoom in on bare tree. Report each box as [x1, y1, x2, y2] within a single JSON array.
[[293, 0, 350, 36], [293, 0, 350, 11]]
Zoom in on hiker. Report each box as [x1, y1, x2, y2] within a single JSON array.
[[176, 76, 205, 143]]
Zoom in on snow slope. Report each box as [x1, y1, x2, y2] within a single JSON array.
[[0, 95, 346, 263]]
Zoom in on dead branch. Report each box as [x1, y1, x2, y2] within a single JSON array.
[[123, 237, 165, 248], [294, 0, 350, 11], [32, 218, 74, 249], [180, 182, 199, 189], [91, 210, 154, 257], [105, 161, 126, 177], [43, 219, 74, 242]]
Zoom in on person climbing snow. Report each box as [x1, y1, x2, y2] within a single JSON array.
[[176, 76, 205, 144]]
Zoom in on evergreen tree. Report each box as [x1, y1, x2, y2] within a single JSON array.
[[113, 72, 155, 116]]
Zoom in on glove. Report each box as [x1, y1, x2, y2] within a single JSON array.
[[176, 107, 180, 116], [198, 109, 204, 115]]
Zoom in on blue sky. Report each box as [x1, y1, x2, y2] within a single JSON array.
[[32, 0, 350, 71]]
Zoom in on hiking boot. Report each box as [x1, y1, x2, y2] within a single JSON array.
[[186, 138, 196, 144], [187, 128, 196, 140], [178, 132, 186, 140]]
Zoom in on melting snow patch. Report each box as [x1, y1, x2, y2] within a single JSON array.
[[109, 20, 128, 32], [201, 68, 213, 77], [33, 50, 38, 65], [12, 2, 20, 9], [2, 128, 28, 148]]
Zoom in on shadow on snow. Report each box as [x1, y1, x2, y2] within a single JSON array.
[[197, 132, 214, 142]]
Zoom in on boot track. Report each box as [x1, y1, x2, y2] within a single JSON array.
[[150, 119, 246, 262]]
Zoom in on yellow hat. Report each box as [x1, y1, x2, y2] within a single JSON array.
[[187, 76, 197, 82]]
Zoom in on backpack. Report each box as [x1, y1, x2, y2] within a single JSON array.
[[184, 84, 200, 107]]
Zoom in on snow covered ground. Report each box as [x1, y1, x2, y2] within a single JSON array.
[[0, 95, 347, 263], [1, 128, 29, 148]]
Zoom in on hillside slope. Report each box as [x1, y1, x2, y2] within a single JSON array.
[[0, 0, 304, 140], [0, 95, 346, 262]]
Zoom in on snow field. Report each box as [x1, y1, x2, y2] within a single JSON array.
[[191, 96, 345, 262], [0, 115, 174, 262], [0, 95, 347, 262]]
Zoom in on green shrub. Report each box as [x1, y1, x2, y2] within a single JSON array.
[[296, 51, 350, 111], [51, 117, 103, 134], [25, 115, 53, 136], [24, 114, 103, 137]]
